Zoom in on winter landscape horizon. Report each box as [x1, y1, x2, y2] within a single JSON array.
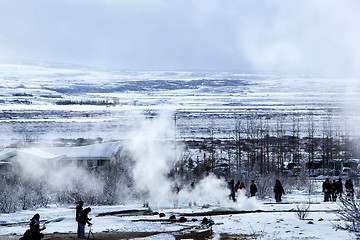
[[0, 61, 359, 240], [2, 0, 360, 239]]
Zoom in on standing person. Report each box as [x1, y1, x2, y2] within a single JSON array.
[[76, 200, 84, 238], [235, 180, 240, 192], [236, 181, 246, 198], [322, 178, 331, 202], [172, 183, 180, 208], [78, 207, 92, 239], [239, 181, 246, 191], [142, 188, 150, 208], [227, 179, 236, 202], [329, 179, 334, 201], [331, 180, 337, 201], [334, 178, 343, 199], [187, 181, 197, 207], [250, 180, 258, 197], [345, 179, 354, 198], [274, 179, 285, 202], [30, 213, 45, 240]]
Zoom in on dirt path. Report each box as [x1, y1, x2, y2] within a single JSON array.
[[0, 232, 161, 240], [0, 228, 213, 240]]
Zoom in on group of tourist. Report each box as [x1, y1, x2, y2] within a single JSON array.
[[322, 177, 354, 202], [19, 201, 92, 240], [227, 179, 259, 202], [18, 176, 357, 240]]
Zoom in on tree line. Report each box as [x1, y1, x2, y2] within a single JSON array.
[[178, 113, 360, 180]]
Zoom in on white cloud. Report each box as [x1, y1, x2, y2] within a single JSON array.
[[0, 0, 360, 74]]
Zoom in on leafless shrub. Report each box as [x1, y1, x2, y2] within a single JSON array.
[[336, 196, 360, 234], [295, 203, 310, 220]]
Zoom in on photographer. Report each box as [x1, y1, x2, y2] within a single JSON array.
[[30, 213, 46, 240], [78, 207, 92, 239]]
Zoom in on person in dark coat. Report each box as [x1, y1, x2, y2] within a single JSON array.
[[250, 180, 258, 197], [227, 179, 236, 202], [345, 179, 354, 198], [29, 214, 45, 240], [274, 179, 285, 202], [322, 178, 332, 202], [78, 207, 92, 239], [334, 178, 343, 199], [76, 200, 84, 238], [235, 180, 240, 192]]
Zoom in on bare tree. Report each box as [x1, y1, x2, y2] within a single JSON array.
[[306, 115, 315, 176], [336, 196, 360, 237]]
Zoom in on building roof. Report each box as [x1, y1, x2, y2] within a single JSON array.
[[0, 142, 122, 164], [42, 141, 122, 160], [0, 149, 16, 162], [18, 148, 62, 160]]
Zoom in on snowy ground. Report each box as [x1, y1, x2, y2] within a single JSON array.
[[0, 190, 354, 240], [0, 63, 358, 239], [0, 63, 356, 146]]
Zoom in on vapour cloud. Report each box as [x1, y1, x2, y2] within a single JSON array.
[[124, 112, 178, 206]]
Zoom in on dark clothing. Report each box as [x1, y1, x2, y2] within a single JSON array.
[[76, 204, 83, 220], [78, 210, 91, 225], [30, 216, 44, 240], [322, 179, 331, 202], [78, 208, 91, 239], [20, 229, 33, 240], [334, 179, 343, 198], [172, 185, 180, 194], [250, 183, 257, 197], [274, 180, 285, 202], [76, 203, 83, 238], [345, 179, 354, 197], [227, 180, 236, 202], [235, 180, 240, 192]]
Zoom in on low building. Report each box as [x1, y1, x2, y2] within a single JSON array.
[[0, 141, 123, 174], [43, 141, 122, 169]]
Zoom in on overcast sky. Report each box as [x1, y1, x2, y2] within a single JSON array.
[[1, 0, 360, 74]]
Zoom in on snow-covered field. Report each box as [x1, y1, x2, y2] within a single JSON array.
[[0, 189, 353, 239], [0, 63, 357, 146], [0, 63, 359, 239]]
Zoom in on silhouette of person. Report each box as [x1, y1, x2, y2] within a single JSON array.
[[274, 179, 285, 202]]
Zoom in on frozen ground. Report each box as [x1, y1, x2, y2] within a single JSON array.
[[0, 63, 359, 239], [0, 63, 357, 146], [0, 190, 354, 240]]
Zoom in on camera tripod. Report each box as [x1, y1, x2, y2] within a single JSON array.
[[87, 224, 95, 239]]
